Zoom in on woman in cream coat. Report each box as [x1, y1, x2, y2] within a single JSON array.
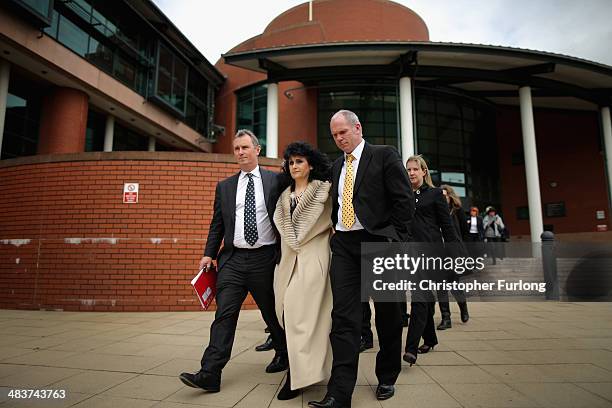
[[273, 141, 333, 400]]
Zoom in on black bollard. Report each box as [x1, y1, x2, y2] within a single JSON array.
[[541, 231, 559, 300]]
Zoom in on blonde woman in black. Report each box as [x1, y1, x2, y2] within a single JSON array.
[[437, 185, 469, 329], [403, 156, 460, 365]]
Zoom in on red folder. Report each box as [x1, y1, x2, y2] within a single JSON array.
[[191, 265, 217, 310]]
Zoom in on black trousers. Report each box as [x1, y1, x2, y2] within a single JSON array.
[[405, 293, 438, 355], [361, 302, 373, 343], [200, 245, 286, 377], [328, 231, 402, 405], [437, 271, 467, 317]]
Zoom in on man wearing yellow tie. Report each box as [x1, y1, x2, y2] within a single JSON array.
[[309, 110, 414, 408]]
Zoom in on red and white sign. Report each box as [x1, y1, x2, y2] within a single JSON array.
[[596, 224, 608, 232], [123, 183, 139, 203]]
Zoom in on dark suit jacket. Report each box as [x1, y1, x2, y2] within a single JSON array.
[[451, 208, 468, 241], [331, 143, 414, 242], [412, 184, 459, 243], [203, 168, 283, 270]]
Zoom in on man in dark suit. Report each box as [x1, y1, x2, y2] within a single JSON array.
[[180, 129, 288, 392], [309, 110, 414, 408]]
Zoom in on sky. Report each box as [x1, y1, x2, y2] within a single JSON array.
[[153, 0, 612, 66]]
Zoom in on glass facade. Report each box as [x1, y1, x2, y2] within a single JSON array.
[[42, 0, 214, 137], [317, 81, 399, 161], [113, 122, 149, 151], [44, 1, 153, 95], [7, 0, 53, 26], [415, 89, 499, 210], [85, 108, 105, 152], [154, 42, 187, 113], [0, 78, 42, 160], [236, 83, 268, 155]]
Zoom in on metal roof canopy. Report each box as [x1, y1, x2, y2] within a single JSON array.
[[223, 42, 612, 110]]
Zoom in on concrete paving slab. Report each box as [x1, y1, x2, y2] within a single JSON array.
[[1, 391, 90, 407], [2, 350, 80, 366], [483, 363, 612, 383], [101, 374, 184, 401], [167, 382, 257, 407], [0, 366, 82, 388], [52, 352, 172, 373], [422, 365, 501, 384], [49, 370, 137, 395], [442, 383, 537, 407], [379, 383, 461, 408], [70, 395, 159, 408], [510, 382, 612, 408], [575, 383, 612, 403]]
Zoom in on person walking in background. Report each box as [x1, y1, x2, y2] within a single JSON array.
[[308, 110, 413, 408], [466, 206, 485, 243], [483, 206, 505, 264], [436, 185, 470, 330], [272, 142, 334, 400], [179, 130, 288, 392], [403, 156, 460, 365]]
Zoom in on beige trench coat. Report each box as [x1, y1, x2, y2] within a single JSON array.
[[273, 180, 333, 390]]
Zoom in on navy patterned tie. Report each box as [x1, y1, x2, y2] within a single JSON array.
[[244, 173, 258, 246]]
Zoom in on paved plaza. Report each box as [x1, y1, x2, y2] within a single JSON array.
[[1, 302, 612, 407]]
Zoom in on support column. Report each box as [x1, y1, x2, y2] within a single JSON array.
[[519, 86, 544, 242], [601, 106, 612, 219], [103, 115, 114, 152], [266, 82, 278, 158], [399, 76, 415, 162], [148, 136, 156, 152], [38, 87, 89, 154], [0, 59, 11, 156]]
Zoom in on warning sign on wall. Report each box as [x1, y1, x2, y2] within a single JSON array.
[[123, 183, 139, 203]]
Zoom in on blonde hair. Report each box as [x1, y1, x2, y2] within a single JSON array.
[[441, 184, 462, 213], [406, 155, 434, 187]]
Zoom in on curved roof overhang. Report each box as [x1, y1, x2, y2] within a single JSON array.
[[223, 42, 612, 110]]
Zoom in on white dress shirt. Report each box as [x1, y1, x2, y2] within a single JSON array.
[[336, 139, 365, 232], [233, 166, 276, 248], [469, 216, 478, 234]]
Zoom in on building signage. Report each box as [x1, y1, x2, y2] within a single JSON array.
[[596, 224, 608, 232], [123, 183, 139, 203], [596, 210, 605, 220]]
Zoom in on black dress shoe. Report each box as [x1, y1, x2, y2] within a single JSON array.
[[437, 317, 452, 330], [417, 344, 435, 354], [359, 338, 373, 353], [308, 396, 349, 408], [402, 351, 417, 366], [265, 353, 289, 373], [277, 369, 300, 400], [255, 335, 274, 352], [179, 371, 220, 392], [375, 384, 395, 400]]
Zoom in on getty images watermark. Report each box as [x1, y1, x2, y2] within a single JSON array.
[[360, 242, 612, 302]]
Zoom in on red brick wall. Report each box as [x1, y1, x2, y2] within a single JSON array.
[[0, 152, 282, 311], [496, 106, 611, 238], [37, 87, 89, 154]]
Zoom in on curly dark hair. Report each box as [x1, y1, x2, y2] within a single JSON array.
[[281, 141, 331, 188]]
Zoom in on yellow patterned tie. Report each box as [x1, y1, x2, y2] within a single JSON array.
[[342, 154, 355, 229]]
